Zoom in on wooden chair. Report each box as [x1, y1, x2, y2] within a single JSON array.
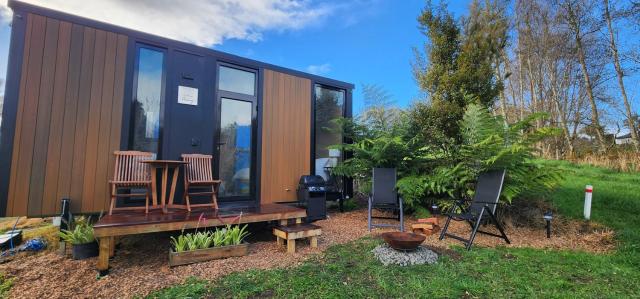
[[108, 151, 154, 215], [181, 154, 221, 211]]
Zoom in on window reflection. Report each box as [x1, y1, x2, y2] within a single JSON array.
[[219, 66, 255, 95], [132, 47, 164, 155], [314, 85, 344, 181], [219, 98, 252, 197]]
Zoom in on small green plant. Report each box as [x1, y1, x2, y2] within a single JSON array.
[[58, 217, 95, 245], [170, 234, 189, 252], [341, 198, 359, 212], [170, 224, 250, 253], [0, 273, 13, 298], [225, 224, 250, 246], [211, 228, 228, 247]]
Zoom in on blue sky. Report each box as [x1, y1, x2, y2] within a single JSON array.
[[0, 0, 469, 115], [0, 0, 637, 123], [212, 1, 468, 113]]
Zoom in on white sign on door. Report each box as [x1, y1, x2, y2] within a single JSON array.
[[178, 85, 198, 106]]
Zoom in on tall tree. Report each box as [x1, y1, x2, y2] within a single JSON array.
[[413, 0, 507, 109], [560, 0, 607, 151], [604, 0, 639, 151], [410, 0, 508, 146]]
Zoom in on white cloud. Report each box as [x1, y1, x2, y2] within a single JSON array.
[[0, 0, 11, 24], [306, 63, 331, 75], [0, 0, 333, 47]]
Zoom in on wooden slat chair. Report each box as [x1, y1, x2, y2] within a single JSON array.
[[108, 151, 154, 215], [181, 154, 221, 211]]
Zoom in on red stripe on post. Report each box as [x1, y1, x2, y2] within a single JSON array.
[[585, 188, 593, 193]]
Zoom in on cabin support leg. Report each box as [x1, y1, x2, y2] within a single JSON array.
[[97, 237, 111, 276], [276, 236, 284, 246], [310, 236, 318, 248], [109, 237, 116, 258]]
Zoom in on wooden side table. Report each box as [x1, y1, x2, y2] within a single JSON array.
[[273, 223, 322, 253], [141, 160, 188, 213]]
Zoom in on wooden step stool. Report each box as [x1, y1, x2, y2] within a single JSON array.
[[273, 223, 322, 253]]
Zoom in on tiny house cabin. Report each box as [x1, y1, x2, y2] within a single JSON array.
[[0, 0, 353, 217]]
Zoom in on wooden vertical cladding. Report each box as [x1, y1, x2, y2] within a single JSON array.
[[261, 70, 311, 203], [6, 13, 129, 216]]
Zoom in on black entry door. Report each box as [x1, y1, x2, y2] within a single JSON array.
[[163, 50, 215, 160], [215, 64, 258, 202]]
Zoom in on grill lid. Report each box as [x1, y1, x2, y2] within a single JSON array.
[[298, 175, 326, 187]]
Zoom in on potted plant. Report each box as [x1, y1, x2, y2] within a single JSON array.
[[169, 224, 250, 267], [59, 217, 98, 260]]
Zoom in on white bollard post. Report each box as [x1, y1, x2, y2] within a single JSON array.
[[584, 185, 593, 220]]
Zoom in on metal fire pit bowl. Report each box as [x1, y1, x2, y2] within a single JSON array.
[[381, 232, 426, 251]]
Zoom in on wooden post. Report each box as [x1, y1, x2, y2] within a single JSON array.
[[57, 241, 67, 256], [168, 167, 179, 206], [161, 165, 169, 213], [109, 236, 116, 257], [287, 239, 296, 253], [310, 236, 318, 248], [279, 219, 288, 226], [97, 237, 111, 275], [295, 218, 302, 224], [150, 167, 158, 206], [276, 236, 284, 246]]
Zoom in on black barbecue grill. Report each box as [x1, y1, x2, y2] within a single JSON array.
[[297, 175, 327, 222]]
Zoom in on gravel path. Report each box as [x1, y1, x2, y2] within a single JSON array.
[[0, 208, 614, 298]]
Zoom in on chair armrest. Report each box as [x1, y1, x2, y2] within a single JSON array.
[[439, 198, 506, 205]]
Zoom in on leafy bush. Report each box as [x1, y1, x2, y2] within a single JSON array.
[[333, 103, 563, 212], [398, 104, 563, 208], [330, 110, 415, 195], [58, 217, 95, 245]]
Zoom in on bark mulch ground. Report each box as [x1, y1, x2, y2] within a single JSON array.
[[0, 208, 614, 298]]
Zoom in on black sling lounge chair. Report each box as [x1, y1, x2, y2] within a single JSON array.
[[439, 169, 510, 250], [368, 168, 404, 232]]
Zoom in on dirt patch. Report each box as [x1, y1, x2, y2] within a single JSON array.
[[422, 245, 463, 261], [0, 208, 615, 298]]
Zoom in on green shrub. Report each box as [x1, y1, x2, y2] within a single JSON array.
[[398, 104, 563, 208], [333, 103, 563, 212], [58, 217, 95, 245], [341, 198, 359, 212]]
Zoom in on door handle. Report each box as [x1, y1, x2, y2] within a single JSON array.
[[181, 73, 194, 80]]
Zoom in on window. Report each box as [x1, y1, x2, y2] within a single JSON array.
[[131, 46, 165, 154], [218, 66, 255, 95], [314, 85, 345, 179], [218, 98, 253, 197]]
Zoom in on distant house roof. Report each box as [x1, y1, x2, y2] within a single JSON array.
[[616, 133, 632, 139]]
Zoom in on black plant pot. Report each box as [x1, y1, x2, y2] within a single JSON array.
[[72, 241, 99, 260]]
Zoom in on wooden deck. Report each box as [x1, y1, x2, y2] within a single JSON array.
[[94, 203, 306, 274]]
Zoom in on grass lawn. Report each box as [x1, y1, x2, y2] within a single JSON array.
[[148, 161, 640, 298]]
